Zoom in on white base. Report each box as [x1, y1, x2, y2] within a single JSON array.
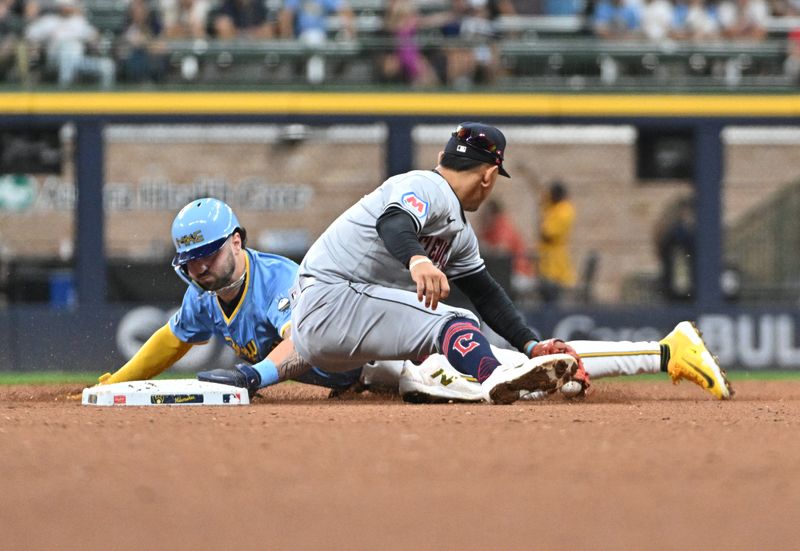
[[82, 379, 250, 406]]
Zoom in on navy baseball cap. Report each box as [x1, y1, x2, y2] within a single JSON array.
[[445, 122, 510, 178]]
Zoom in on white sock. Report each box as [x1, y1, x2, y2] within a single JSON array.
[[569, 341, 662, 378]]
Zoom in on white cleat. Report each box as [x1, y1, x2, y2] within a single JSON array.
[[399, 357, 483, 403], [482, 354, 578, 405], [360, 360, 404, 393]]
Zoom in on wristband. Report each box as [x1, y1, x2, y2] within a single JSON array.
[[253, 359, 279, 387], [524, 340, 538, 357], [409, 257, 433, 271]]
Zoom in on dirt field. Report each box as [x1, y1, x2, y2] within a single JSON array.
[[1, 379, 798, 550]]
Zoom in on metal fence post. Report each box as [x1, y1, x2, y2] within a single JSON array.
[[385, 119, 413, 179], [693, 122, 724, 308], [74, 119, 106, 307]]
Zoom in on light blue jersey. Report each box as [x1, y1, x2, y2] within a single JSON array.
[[169, 249, 361, 391], [170, 249, 294, 363]]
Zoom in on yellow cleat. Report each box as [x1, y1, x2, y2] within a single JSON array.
[[660, 321, 734, 400]]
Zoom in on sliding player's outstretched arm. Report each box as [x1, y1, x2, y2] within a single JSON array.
[[98, 324, 194, 385]]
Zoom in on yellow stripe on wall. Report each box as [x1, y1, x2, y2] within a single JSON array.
[[0, 92, 799, 117]]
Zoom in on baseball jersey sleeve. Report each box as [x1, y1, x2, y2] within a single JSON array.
[[380, 173, 448, 234], [267, 301, 291, 340], [169, 289, 214, 343]]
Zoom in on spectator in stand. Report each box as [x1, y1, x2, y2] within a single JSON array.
[[459, 0, 497, 84], [0, 0, 17, 80], [25, 0, 115, 88], [487, 0, 517, 20], [214, 0, 274, 39], [379, 0, 445, 86], [671, 0, 721, 41], [161, 0, 211, 39], [772, 0, 800, 16], [641, 0, 675, 42], [9, 0, 39, 22], [545, 0, 582, 16], [3, 0, 41, 82], [437, 0, 474, 87], [278, 0, 355, 40], [717, 0, 769, 40], [593, 0, 643, 38], [278, 0, 354, 84], [508, 0, 542, 13], [480, 199, 534, 292], [481, 0, 516, 79], [784, 27, 800, 82], [437, 0, 510, 88], [120, 0, 168, 83]]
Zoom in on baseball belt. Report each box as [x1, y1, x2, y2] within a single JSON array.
[[298, 275, 317, 292]]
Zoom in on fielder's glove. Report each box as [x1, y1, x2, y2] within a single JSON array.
[[197, 363, 261, 397], [530, 338, 591, 397]]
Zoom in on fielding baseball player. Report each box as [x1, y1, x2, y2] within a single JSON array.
[[291, 122, 589, 405], [97, 198, 364, 394], [291, 122, 733, 404]]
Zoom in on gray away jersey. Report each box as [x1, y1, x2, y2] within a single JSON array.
[[300, 170, 485, 289]]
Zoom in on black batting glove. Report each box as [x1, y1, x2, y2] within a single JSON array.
[[197, 363, 261, 397]]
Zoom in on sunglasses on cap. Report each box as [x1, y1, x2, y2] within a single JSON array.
[[453, 125, 504, 166]]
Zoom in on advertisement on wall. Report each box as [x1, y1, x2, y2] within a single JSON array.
[[2, 306, 800, 373]]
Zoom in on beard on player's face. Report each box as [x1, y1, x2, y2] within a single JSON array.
[[187, 245, 236, 291]]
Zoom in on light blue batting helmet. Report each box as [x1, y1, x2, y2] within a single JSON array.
[[171, 197, 240, 268]]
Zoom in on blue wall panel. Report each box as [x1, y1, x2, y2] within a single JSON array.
[[2, 304, 799, 371]]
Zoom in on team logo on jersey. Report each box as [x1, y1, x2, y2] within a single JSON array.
[[419, 236, 451, 269], [401, 192, 429, 218], [277, 297, 290, 311], [225, 337, 259, 363]]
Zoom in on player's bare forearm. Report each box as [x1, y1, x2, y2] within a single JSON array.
[[276, 350, 313, 381], [267, 328, 313, 382]]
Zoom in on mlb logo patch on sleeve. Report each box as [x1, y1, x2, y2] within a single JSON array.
[[401, 192, 429, 218]]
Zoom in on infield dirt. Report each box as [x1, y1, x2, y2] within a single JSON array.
[[1, 379, 798, 550]]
